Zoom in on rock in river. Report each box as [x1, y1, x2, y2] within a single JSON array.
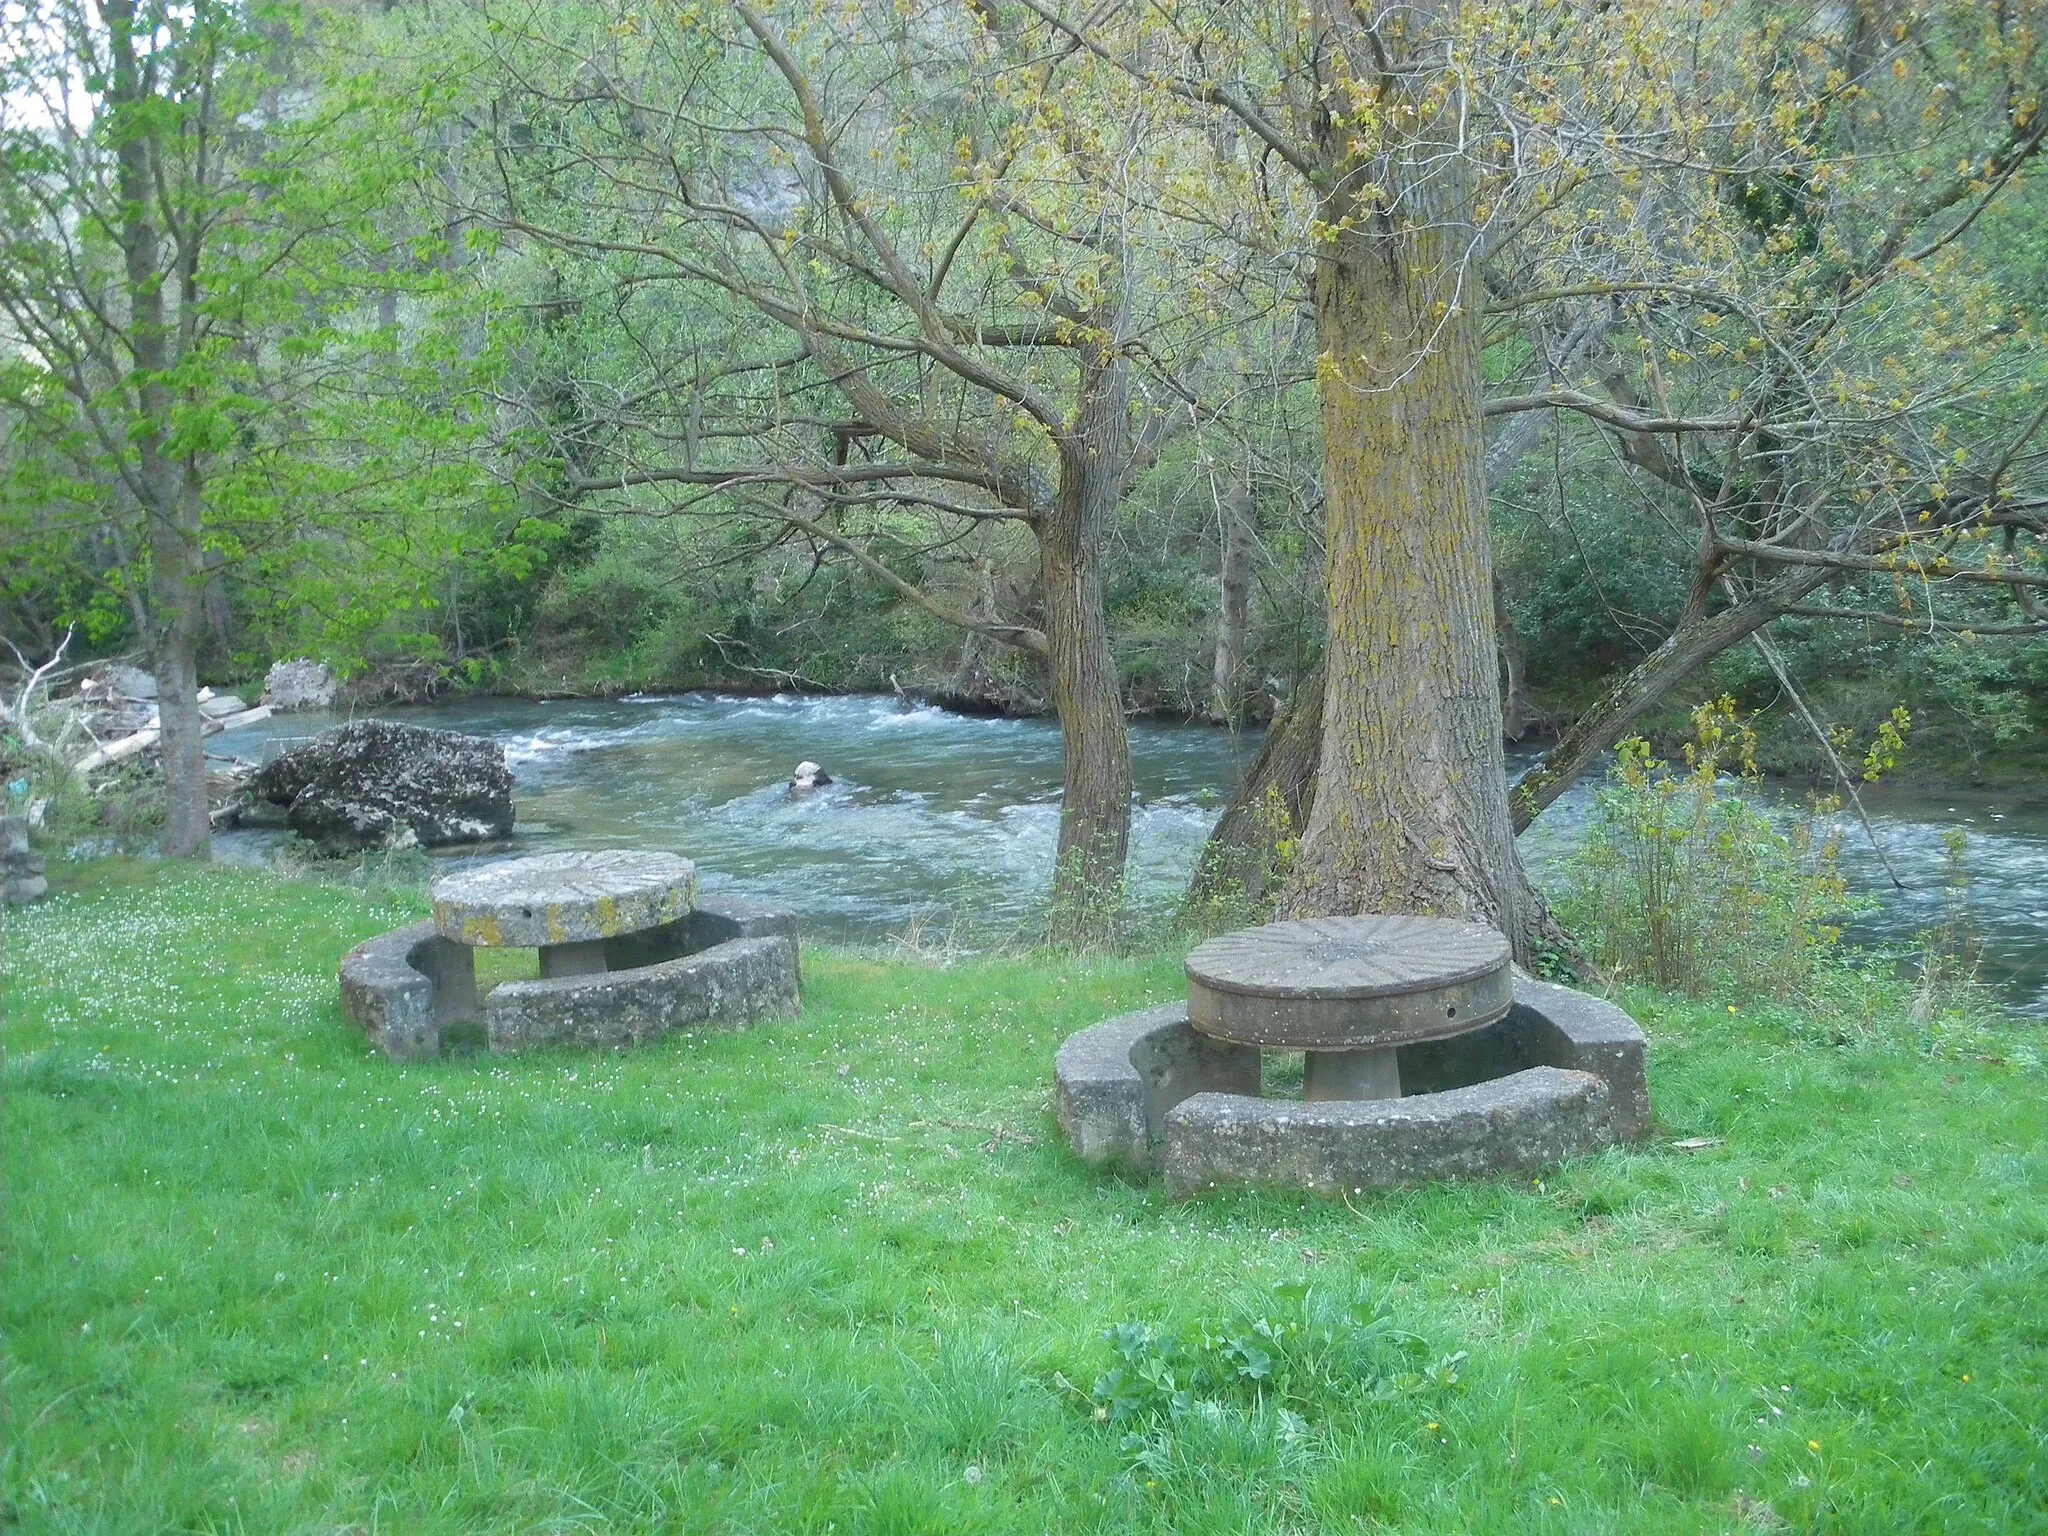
[[252, 720, 514, 852], [262, 658, 339, 711]]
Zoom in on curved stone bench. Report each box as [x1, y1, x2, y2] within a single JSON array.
[[338, 921, 478, 1061], [1053, 975, 1651, 1192], [337, 896, 799, 1060], [486, 932, 799, 1051], [1397, 976, 1652, 1143], [1161, 1066, 1613, 1198], [1054, 1003, 1261, 1172]]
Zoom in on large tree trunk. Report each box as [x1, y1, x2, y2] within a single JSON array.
[[1280, 34, 1543, 957], [1203, 556, 1837, 887], [1042, 356, 1134, 945], [108, 0, 209, 859], [1209, 467, 1254, 723]]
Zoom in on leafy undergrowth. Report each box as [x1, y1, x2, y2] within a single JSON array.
[[4, 863, 2045, 1534]]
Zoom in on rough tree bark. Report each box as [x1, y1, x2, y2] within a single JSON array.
[[1284, 222, 1541, 953], [1188, 661, 1323, 909], [1043, 348, 1135, 943], [108, 0, 210, 859], [1279, 6, 1544, 959]]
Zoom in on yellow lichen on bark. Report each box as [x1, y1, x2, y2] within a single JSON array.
[[1281, 0, 1541, 957]]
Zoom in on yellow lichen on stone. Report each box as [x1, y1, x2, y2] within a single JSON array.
[[458, 914, 504, 947]]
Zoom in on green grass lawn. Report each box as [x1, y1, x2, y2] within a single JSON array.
[[5, 863, 2046, 1534]]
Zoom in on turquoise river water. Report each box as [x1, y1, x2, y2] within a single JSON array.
[[211, 692, 2048, 1013]]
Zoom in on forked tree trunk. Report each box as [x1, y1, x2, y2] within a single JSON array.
[[1043, 355, 1134, 946], [1209, 469, 1254, 723]]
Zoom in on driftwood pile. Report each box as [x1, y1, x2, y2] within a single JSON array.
[[2, 644, 336, 826], [69, 675, 277, 775]]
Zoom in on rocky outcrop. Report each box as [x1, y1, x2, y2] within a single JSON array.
[[253, 720, 514, 851], [261, 659, 339, 711]]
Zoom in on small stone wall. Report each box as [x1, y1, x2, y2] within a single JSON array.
[[1053, 976, 1651, 1194], [337, 896, 799, 1060]]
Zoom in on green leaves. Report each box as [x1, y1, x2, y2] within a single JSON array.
[[1087, 1280, 1450, 1438]]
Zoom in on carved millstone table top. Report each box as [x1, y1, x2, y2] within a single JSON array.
[[1185, 915, 1513, 1053], [432, 850, 697, 951]]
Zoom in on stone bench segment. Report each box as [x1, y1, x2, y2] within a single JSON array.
[[486, 934, 799, 1051], [1053, 1003, 1260, 1173], [1507, 977, 1652, 1143], [599, 898, 798, 971], [1162, 1066, 1614, 1198], [338, 921, 479, 1061], [1394, 976, 1652, 1143]]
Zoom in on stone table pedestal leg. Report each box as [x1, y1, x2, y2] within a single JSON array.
[[1303, 1047, 1400, 1102], [540, 940, 608, 979], [416, 937, 479, 1024]]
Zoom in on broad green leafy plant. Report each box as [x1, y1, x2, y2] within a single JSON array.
[[1087, 1281, 1464, 1470]]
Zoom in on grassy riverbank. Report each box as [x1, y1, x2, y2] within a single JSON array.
[[6, 863, 2045, 1533]]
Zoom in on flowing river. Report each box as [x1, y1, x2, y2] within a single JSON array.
[[213, 691, 2048, 1014]]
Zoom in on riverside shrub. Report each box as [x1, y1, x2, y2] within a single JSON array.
[[1557, 699, 1861, 1000]]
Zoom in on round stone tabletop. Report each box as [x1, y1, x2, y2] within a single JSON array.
[[432, 850, 697, 949], [1185, 915, 1513, 1050]]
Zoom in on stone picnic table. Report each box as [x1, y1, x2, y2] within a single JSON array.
[[431, 849, 699, 978], [1184, 915, 1514, 1101], [1055, 912, 1652, 1196], [340, 847, 801, 1060]]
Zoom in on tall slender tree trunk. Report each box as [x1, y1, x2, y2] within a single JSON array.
[[1209, 467, 1254, 723], [1494, 574, 1528, 741], [1043, 352, 1134, 945], [108, 0, 210, 858], [149, 514, 211, 858]]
